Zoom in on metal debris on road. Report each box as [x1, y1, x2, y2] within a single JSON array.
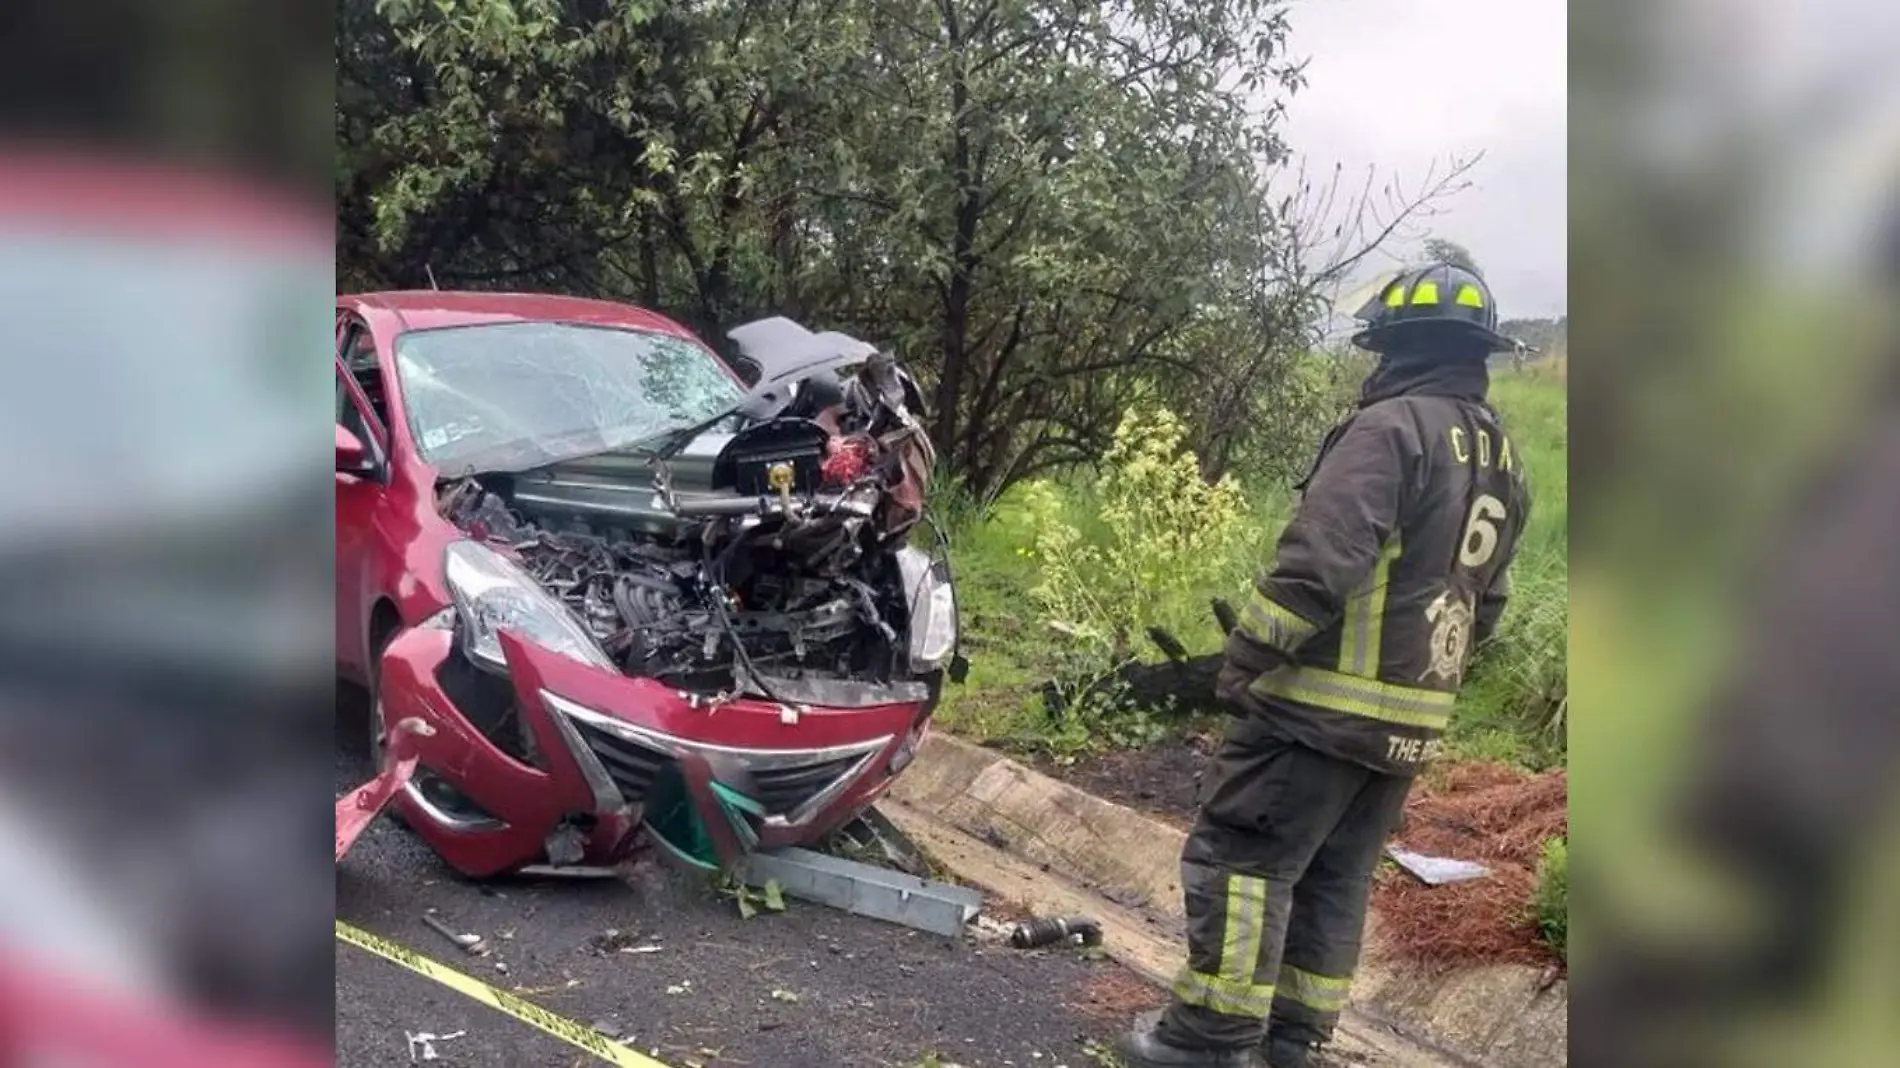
[[405, 1029, 466, 1063], [740, 847, 983, 937], [420, 913, 489, 956], [1009, 915, 1103, 949], [519, 863, 623, 879], [1385, 845, 1492, 886]]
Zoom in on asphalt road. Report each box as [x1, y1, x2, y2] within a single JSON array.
[[335, 699, 1159, 1068]]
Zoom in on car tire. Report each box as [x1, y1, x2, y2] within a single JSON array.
[[366, 624, 410, 829]]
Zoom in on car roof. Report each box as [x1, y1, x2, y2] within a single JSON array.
[[341, 290, 703, 340]]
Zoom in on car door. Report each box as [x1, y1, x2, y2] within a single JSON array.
[[335, 315, 391, 683]]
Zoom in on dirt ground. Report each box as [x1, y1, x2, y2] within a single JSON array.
[[1025, 731, 1217, 830], [1373, 762, 1568, 971], [1029, 734, 1568, 971]]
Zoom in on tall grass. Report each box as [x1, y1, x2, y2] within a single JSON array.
[[1452, 364, 1569, 766], [934, 364, 1569, 767]]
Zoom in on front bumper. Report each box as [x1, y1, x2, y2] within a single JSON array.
[[376, 627, 932, 878]]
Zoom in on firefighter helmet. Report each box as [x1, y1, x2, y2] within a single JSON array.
[[1350, 262, 1517, 354]]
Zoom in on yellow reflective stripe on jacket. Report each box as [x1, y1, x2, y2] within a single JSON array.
[[1278, 964, 1353, 1013], [1171, 969, 1276, 1019], [1240, 591, 1318, 653], [1249, 665, 1454, 731], [1337, 534, 1401, 676]]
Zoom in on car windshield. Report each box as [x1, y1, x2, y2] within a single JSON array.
[[394, 321, 746, 474]]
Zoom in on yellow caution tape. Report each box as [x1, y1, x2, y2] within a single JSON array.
[[335, 920, 672, 1067]]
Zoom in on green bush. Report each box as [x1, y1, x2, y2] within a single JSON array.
[[1022, 406, 1251, 657], [1533, 836, 1568, 960]]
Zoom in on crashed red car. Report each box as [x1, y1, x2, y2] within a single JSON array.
[[335, 292, 961, 877]]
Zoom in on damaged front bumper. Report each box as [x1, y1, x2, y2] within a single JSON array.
[[376, 627, 933, 878]]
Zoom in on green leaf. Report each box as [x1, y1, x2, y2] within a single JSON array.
[[762, 879, 786, 912], [736, 887, 757, 921]]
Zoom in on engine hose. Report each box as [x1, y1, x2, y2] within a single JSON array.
[[701, 534, 788, 706], [1009, 915, 1103, 949]]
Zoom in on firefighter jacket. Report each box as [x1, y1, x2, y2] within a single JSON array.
[[1225, 358, 1531, 775]]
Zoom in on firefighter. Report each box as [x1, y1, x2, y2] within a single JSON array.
[[1121, 262, 1533, 1068]]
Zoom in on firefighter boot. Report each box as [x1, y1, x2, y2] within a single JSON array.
[[1263, 1034, 1335, 1068], [1120, 1026, 1260, 1068]]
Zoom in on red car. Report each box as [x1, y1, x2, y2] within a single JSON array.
[[335, 292, 961, 878]]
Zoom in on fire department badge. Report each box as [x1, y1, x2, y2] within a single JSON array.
[[1422, 590, 1476, 685]]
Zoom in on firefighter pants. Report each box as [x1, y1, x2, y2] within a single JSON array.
[[1157, 713, 1414, 1051]]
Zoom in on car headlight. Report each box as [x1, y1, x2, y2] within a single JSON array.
[[443, 540, 614, 673], [895, 547, 958, 672]]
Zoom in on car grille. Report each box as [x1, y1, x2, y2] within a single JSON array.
[[747, 755, 867, 817], [568, 718, 674, 803], [558, 702, 874, 820]]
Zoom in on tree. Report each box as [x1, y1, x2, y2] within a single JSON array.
[[336, 0, 1466, 500], [1422, 236, 1481, 274]]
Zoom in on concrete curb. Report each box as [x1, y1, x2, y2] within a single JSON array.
[[890, 731, 1568, 1067]]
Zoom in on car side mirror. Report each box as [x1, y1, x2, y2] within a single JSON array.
[[337, 424, 374, 474]]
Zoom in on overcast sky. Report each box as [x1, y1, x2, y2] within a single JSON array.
[[1270, 1, 1568, 319]]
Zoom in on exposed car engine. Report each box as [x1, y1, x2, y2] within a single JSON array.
[[436, 330, 956, 700]]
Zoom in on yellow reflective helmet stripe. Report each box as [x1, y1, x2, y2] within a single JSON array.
[[1384, 283, 1407, 307], [1249, 665, 1454, 731], [1278, 964, 1354, 1013], [1409, 281, 1440, 305], [1456, 283, 1486, 308], [1337, 533, 1401, 677]]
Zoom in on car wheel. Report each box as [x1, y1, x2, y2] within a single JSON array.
[[366, 627, 398, 767], [366, 624, 410, 829]]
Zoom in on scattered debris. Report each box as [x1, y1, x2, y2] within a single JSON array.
[[590, 1019, 625, 1040], [519, 863, 621, 879], [969, 914, 1018, 944], [419, 913, 488, 956], [720, 873, 791, 920], [592, 928, 664, 954], [1385, 846, 1491, 886], [741, 847, 983, 937], [1373, 762, 1568, 969], [544, 822, 591, 868], [770, 988, 800, 1003], [666, 981, 692, 996], [405, 1029, 466, 1063], [1009, 915, 1103, 950]]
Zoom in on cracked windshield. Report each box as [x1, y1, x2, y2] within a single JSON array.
[[395, 322, 744, 475]]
